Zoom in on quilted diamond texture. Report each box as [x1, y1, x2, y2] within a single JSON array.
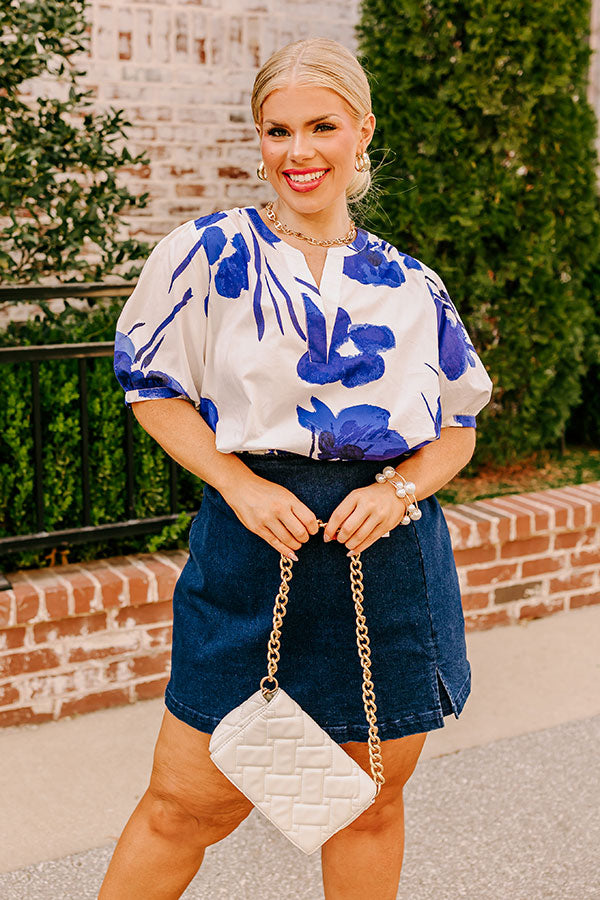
[[209, 688, 377, 855]]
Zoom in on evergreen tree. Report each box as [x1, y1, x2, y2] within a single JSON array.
[[358, 0, 600, 465]]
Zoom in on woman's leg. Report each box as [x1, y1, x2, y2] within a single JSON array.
[[320, 731, 428, 900], [98, 707, 254, 900]]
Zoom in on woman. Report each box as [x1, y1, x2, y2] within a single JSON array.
[[101, 37, 493, 900]]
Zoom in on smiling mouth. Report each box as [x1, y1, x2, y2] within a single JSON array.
[[282, 169, 331, 191], [284, 169, 329, 183]]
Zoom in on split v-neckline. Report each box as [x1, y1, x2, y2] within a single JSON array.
[[242, 206, 368, 363], [275, 238, 345, 294], [243, 205, 365, 294]]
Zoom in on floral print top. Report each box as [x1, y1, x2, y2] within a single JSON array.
[[113, 206, 493, 462]]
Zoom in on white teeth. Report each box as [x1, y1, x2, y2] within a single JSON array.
[[286, 171, 327, 183]]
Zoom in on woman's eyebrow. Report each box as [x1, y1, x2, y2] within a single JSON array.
[[264, 114, 340, 128]]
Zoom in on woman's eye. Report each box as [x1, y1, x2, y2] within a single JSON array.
[[266, 124, 336, 137]]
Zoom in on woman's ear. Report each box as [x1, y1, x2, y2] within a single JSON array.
[[254, 122, 262, 139], [361, 112, 376, 150]]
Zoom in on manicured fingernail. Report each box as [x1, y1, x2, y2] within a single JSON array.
[[289, 552, 298, 561], [346, 550, 356, 557], [323, 534, 331, 542]]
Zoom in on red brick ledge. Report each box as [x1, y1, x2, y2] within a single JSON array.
[[444, 481, 600, 628], [0, 482, 598, 728]]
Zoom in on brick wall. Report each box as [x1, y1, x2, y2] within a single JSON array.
[[444, 481, 600, 628], [1, 481, 599, 728], [56, 0, 361, 244]]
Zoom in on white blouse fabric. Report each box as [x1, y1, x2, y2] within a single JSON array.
[[114, 206, 493, 462]]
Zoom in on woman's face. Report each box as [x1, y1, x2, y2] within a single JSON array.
[[257, 83, 375, 217]]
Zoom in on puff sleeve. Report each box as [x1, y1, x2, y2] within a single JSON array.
[[113, 221, 208, 410], [424, 266, 493, 428]]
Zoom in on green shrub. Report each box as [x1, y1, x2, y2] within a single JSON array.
[[565, 239, 600, 445], [0, 302, 203, 573], [358, 0, 600, 466]]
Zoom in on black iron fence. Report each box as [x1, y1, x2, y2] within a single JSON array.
[[0, 283, 193, 590]]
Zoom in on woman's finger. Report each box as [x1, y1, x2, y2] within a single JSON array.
[[280, 509, 313, 543], [257, 524, 299, 560], [334, 506, 373, 544], [343, 514, 385, 551], [346, 522, 391, 556], [263, 516, 304, 551], [323, 493, 359, 541], [291, 501, 320, 535]]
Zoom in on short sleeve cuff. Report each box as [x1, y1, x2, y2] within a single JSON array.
[[441, 414, 477, 428], [123, 387, 194, 406]]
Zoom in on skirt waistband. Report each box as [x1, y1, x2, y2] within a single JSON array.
[[235, 449, 419, 464]]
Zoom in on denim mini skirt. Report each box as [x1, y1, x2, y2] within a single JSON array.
[[164, 452, 471, 744]]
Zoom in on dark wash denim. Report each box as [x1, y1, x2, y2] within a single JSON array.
[[164, 452, 471, 744]]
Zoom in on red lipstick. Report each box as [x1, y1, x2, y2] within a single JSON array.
[[282, 167, 331, 193]]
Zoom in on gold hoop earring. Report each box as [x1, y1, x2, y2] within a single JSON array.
[[354, 151, 371, 174], [257, 160, 268, 181]]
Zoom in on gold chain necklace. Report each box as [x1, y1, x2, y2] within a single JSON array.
[[264, 201, 357, 248]]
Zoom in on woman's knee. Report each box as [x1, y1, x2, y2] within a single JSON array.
[[143, 709, 254, 845], [343, 786, 405, 834], [144, 782, 253, 845], [143, 787, 203, 843], [337, 731, 427, 833]]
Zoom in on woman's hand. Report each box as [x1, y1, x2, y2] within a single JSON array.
[[323, 483, 407, 555], [220, 474, 320, 560]]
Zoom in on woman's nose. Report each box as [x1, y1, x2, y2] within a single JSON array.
[[288, 133, 315, 163]]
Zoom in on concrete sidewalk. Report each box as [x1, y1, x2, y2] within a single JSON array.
[[0, 605, 599, 898]]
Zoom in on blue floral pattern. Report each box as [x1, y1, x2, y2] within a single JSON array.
[[425, 274, 478, 382], [343, 237, 405, 288], [421, 392, 442, 435], [114, 330, 192, 401], [297, 397, 410, 461], [298, 302, 395, 388], [199, 397, 219, 430], [398, 253, 423, 271], [214, 233, 250, 298]]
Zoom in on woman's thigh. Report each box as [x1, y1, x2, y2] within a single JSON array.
[[337, 731, 428, 830], [147, 707, 254, 832]]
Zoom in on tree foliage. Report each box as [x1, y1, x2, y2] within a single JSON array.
[[358, 0, 600, 465], [0, 0, 151, 282]]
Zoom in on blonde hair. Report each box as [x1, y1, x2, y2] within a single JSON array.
[[251, 38, 373, 204]]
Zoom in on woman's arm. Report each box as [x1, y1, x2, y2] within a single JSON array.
[[323, 426, 477, 552], [131, 397, 257, 496], [130, 398, 319, 559], [389, 424, 476, 502]]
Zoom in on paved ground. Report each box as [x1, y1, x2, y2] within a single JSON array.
[[1, 717, 599, 900], [0, 605, 599, 899]]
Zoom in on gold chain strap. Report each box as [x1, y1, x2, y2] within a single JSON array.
[[259, 520, 386, 795]]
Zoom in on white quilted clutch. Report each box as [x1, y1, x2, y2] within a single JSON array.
[[208, 521, 386, 856], [209, 687, 377, 855]]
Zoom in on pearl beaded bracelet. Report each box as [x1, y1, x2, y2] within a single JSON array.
[[375, 465, 422, 524]]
